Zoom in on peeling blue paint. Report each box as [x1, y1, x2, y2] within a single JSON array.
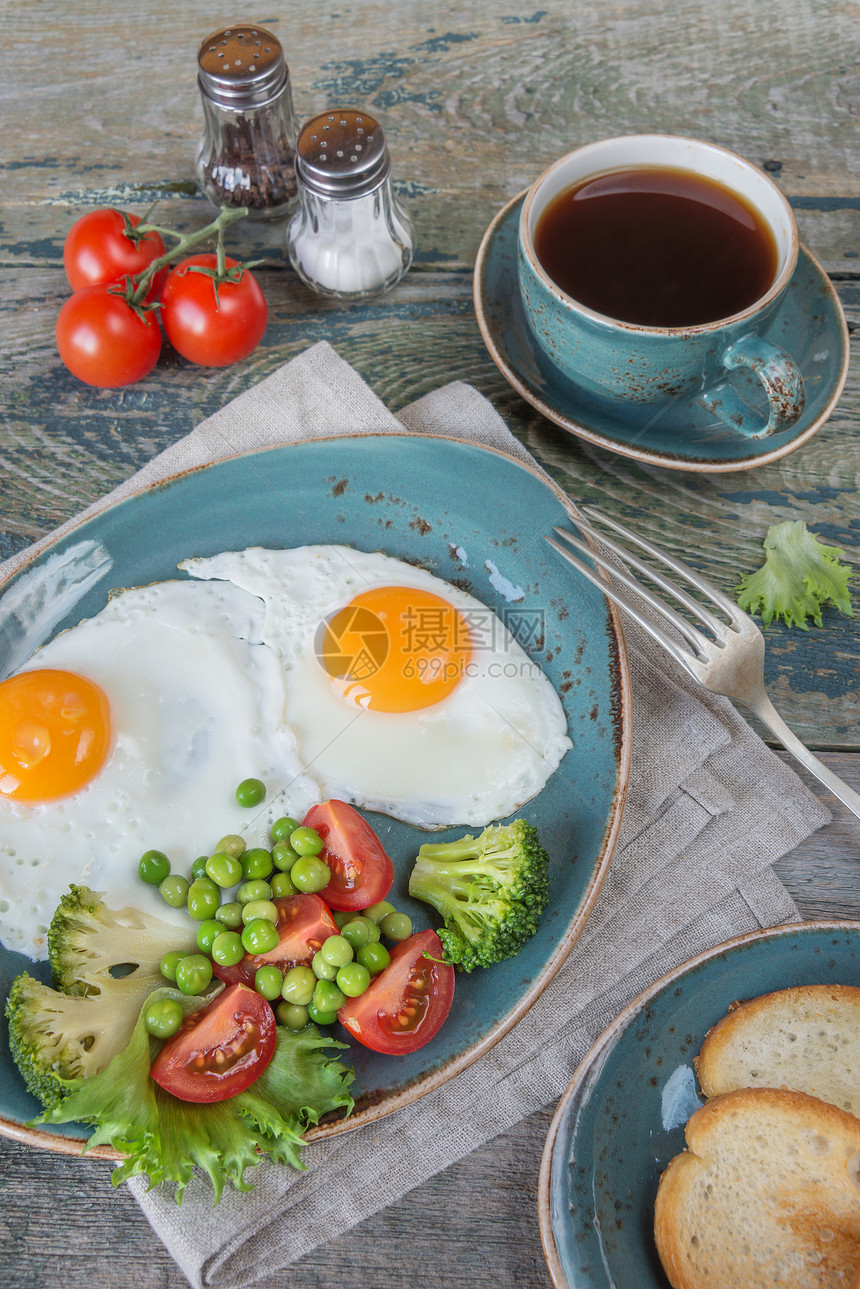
[[413, 32, 479, 53], [501, 11, 549, 22], [790, 196, 860, 211]]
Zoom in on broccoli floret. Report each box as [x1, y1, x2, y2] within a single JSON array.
[[6, 885, 196, 1109], [407, 819, 551, 972], [48, 883, 192, 997]]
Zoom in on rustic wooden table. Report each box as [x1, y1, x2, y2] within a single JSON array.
[[2, 1, 858, 1286]]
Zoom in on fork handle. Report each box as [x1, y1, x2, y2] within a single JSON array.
[[744, 690, 860, 821]]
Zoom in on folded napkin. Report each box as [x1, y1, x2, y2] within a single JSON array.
[[1, 343, 830, 1287]]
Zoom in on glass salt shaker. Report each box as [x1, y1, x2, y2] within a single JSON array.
[[287, 109, 415, 298], [195, 24, 298, 220]]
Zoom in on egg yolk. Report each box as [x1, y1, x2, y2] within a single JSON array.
[[317, 586, 473, 713], [0, 668, 111, 802]]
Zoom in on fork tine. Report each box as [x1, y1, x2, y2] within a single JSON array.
[[567, 514, 728, 645], [580, 505, 744, 623], [545, 536, 703, 679], [551, 526, 711, 659]]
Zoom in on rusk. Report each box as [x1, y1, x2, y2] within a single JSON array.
[[696, 984, 860, 1115], [653, 1086, 860, 1289]]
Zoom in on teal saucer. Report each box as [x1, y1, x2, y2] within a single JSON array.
[[474, 193, 850, 473]]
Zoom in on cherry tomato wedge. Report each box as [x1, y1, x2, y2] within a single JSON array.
[[160, 253, 267, 367], [56, 285, 161, 388], [212, 893, 338, 989], [302, 800, 394, 912], [338, 929, 454, 1055], [63, 208, 168, 301], [149, 983, 275, 1103]]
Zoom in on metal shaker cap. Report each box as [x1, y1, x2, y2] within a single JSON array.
[[296, 111, 391, 198], [197, 25, 288, 107]]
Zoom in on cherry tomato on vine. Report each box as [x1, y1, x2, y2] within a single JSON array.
[[150, 983, 276, 1103], [63, 209, 167, 301], [56, 284, 161, 388], [338, 929, 455, 1056], [160, 253, 268, 367]]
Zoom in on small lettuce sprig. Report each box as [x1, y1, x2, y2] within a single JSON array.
[[737, 520, 854, 629]]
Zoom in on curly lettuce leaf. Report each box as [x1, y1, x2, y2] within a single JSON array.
[[32, 988, 354, 1203], [737, 520, 854, 629]]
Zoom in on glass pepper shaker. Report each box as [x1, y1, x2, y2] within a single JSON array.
[[195, 24, 298, 220], [287, 109, 415, 298]]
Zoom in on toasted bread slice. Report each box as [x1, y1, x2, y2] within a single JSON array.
[[654, 1087, 860, 1289], [696, 984, 860, 1116]]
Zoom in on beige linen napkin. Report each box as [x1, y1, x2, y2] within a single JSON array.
[[1, 343, 830, 1287]]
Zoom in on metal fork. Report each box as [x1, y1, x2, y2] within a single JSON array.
[[547, 506, 860, 821]]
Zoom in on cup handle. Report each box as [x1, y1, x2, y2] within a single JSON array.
[[699, 335, 806, 439]]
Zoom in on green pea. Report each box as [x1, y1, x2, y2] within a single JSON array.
[[254, 964, 283, 1000], [159, 873, 189, 909], [291, 855, 331, 894], [237, 878, 272, 905], [312, 979, 345, 1013], [175, 953, 213, 996], [281, 965, 316, 1006], [187, 878, 221, 921], [241, 917, 279, 954], [357, 941, 391, 975], [319, 934, 353, 968], [311, 949, 337, 981], [236, 777, 266, 808], [190, 855, 210, 880], [196, 918, 222, 954], [307, 999, 338, 1025], [336, 961, 371, 997], [270, 815, 300, 842], [332, 909, 353, 930], [341, 916, 379, 949], [363, 899, 396, 925], [242, 847, 274, 881], [241, 898, 278, 925], [205, 851, 244, 888], [276, 1001, 310, 1030], [138, 849, 170, 885], [290, 826, 324, 856], [215, 833, 246, 859], [272, 840, 300, 872], [270, 871, 298, 899], [215, 900, 244, 929], [211, 930, 244, 967], [380, 911, 413, 942], [160, 949, 185, 982], [144, 997, 184, 1039]]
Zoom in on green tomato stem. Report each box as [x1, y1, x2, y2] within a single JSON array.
[[129, 206, 248, 306]]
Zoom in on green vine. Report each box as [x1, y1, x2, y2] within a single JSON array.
[[115, 206, 254, 311]]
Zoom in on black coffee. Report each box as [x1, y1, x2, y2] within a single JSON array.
[[533, 166, 778, 327]]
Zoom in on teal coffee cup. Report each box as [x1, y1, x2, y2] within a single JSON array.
[[517, 135, 805, 438]]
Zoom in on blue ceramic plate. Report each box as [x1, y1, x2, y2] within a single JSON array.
[[475, 193, 850, 473], [0, 432, 630, 1155], [538, 920, 860, 1289]]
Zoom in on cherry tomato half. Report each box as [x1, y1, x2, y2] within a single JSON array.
[[160, 253, 267, 367], [213, 893, 338, 989], [56, 284, 161, 388], [63, 209, 167, 301], [149, 983, 276, 1103], [302, 800, 395, 912], [338, 929, 454, 1055]]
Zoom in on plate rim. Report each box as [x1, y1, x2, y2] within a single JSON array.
[[537, 916, 860, 1289], [0, 429, 633, 1159], [474, 191, 851, 474]]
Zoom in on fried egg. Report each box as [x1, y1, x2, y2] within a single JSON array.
[[181, 545, 572, 829], [0, 579, 320, 961]]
